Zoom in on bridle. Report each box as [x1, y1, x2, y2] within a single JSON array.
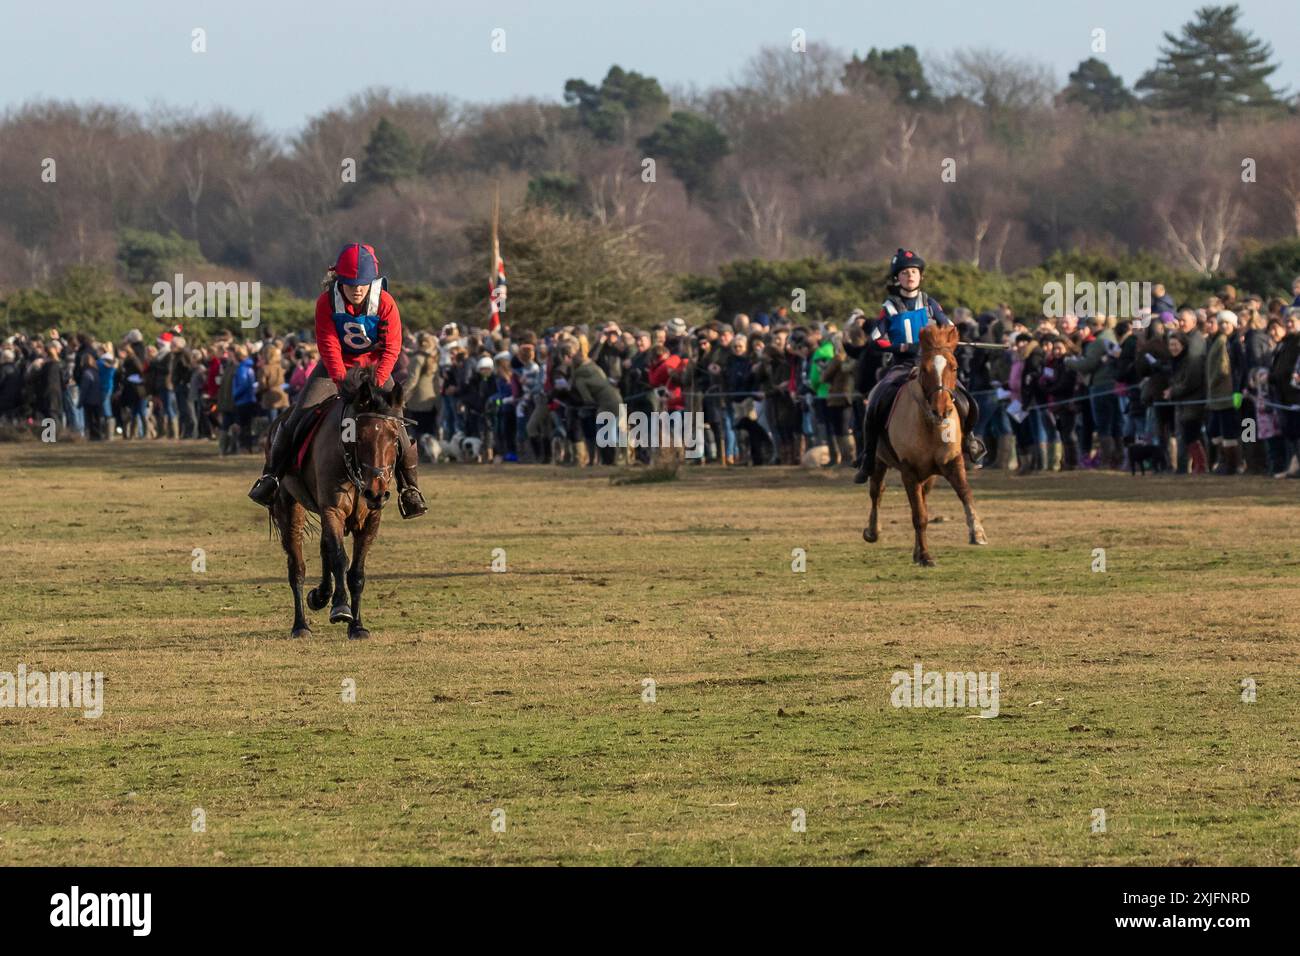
[[916, 348, 958, 426], [342, 410, 415, 495]]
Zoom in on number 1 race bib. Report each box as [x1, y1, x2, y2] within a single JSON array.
[[888, 307, 930, 346]]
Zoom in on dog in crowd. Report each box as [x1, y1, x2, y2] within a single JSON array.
[[1124, 436, 1165, 475], [442, 432, 484, 463], [417, 434, 442, 464]]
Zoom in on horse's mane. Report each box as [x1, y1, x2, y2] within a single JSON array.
[[919, 324, 958, 355]]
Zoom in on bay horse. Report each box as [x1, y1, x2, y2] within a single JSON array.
[[268, 366, 410, 639], [862, 324, 988, 566]]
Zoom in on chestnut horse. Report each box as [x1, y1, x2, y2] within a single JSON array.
[[268, 366, 410, 639], [862, 324, 988, 566]]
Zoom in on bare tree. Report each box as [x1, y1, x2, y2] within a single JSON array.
[[1157, 187, 1243, 273], [931, 48, 1056, 112], [735, 42, 846, 111]]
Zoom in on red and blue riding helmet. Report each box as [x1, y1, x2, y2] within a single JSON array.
[[334, 243, 381, 286]]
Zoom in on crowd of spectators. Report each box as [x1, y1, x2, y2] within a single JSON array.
[[4, 276, 1299, 478]]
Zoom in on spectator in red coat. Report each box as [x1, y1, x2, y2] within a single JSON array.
[[647, 346, 685, 412]]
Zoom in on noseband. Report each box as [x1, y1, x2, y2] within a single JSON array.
[[917, 351, 957, 426], [342, 411, 415, 495]]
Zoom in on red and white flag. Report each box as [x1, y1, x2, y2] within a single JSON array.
[[488, 236, 507, 332]]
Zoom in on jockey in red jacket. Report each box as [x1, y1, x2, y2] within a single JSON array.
[[248, 243, 427, 518]]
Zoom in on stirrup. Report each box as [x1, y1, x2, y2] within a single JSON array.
[[965, 435, 987, 463], [398, 487, 428, 519]]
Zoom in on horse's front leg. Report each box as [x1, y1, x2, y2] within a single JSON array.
[[307, 533, 333, 611], [346, 511, 381, 640], [863, 463, 887, 543], [942, 458, 988, 545], [902, 471, 934, 567], [321, 505, 353, 625], [275, 495, 311, 639]]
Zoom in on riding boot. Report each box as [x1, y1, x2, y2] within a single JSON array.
[[853, 427, 878, 484], [395, 429, 429, 518], [954, 388, 986, 464], [248, 414, 295, 506]]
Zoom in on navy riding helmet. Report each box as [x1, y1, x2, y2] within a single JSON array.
[[889, 248, 926, 277]]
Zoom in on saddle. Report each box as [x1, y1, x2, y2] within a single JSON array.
[[870, 367, 918, 433], [286, 396, 340, 472], [884, 368, 919, 431]]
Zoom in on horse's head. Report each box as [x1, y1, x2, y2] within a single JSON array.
[[342, 366, 407, 511], [918, 324, 959, 426]]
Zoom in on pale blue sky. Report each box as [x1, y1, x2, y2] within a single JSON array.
[[4, 0, 1297, 135]]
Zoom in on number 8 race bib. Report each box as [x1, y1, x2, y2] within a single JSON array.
[[331, 281, 384, 355], [342, 321, 372, 351]]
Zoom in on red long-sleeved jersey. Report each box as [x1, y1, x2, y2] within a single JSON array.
[[314, 287, 402, 384]]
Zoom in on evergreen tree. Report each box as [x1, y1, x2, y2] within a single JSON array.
[[1135, 4, 1282, 124], [1063, 58, 1136, 113], [843, 45, 934, 105], [563, 66, 670, 143], [364, 117, 419, 184], [638, 112, 729, 200]]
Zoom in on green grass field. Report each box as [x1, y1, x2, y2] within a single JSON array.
[[2, 440, 1298, 865]]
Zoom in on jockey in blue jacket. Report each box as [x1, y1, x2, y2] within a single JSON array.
[[853, 249, 984, 484]]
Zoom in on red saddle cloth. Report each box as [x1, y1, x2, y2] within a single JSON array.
[[294, 403, 333, 471]]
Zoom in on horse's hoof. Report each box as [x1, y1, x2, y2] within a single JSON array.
[[307, 588, 331, 611], [971, 533, 988, 546], [348, 626, 370, 641], [290, 627, 312, 639], [329, 605, 354, 624], [863, 527, 878, 543], [915, 554, 936, 567]]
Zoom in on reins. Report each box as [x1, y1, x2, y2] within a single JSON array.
[[915, 348, 958, 426], [340, 409, 413, 493]]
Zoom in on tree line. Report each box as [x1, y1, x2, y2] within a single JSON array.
[[1, 4, 1297, 338]]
